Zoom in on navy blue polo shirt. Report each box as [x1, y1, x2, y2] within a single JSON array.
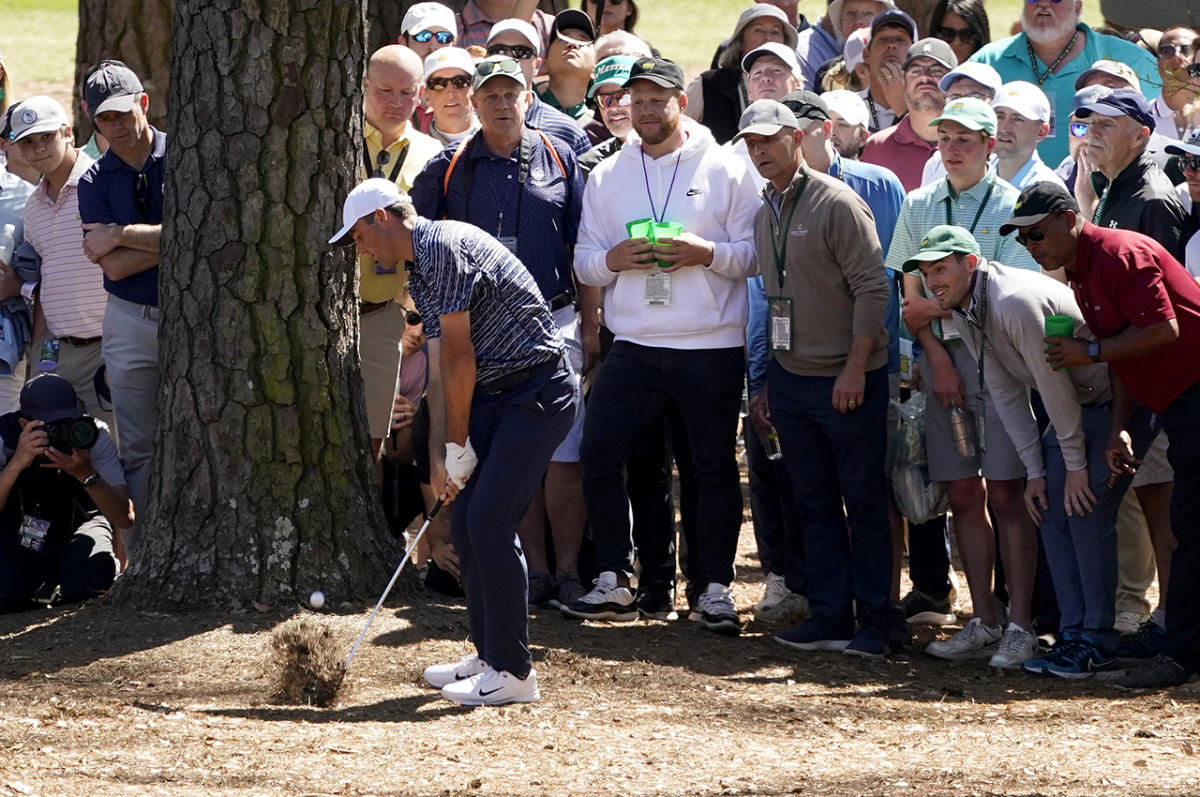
[[411, 128, 583, 303], [77, 127, 166, 306], [407, 217, 563, 383]]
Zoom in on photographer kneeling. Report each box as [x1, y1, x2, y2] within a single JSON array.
[[0, 375, 132, 613]]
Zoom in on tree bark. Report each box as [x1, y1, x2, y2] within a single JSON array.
[[74, 0, 173, 140], [114, 0, 400, 610]]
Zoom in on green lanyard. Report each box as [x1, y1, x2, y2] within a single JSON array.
[[1093, 183, 1110, 224], [943, 175, 995, 234], [771, 174, 809, 289]]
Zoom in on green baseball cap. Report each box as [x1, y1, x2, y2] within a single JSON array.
[[930, 96, 997, 136], [588, 55, 636, 100], [902, 225, 981, 272]]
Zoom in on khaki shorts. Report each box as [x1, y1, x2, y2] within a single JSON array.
[[1131, 429, 1173, 487], [360, 301, 405, 439]]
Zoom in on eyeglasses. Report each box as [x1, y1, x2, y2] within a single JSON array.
[[905, 64, 949, 80], [1158, 42, 1197, 59], [596, 90, 630, 108], [413, 29, 455, 44], [1015, 225, 1048, 247], [372, 149, 391, 179], [133, 172, 151, 219], [935, 27, 981, 45], [476, 58, 521, 78], [1180, 154, 1200, 172], [487, 43, 537, 60], [1069, 121, 1089, 138], [404, 308, 422, 326], [427, 74, 472, 91]]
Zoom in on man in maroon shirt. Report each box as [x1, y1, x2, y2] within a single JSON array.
[[1002, 182, 1200, 689]]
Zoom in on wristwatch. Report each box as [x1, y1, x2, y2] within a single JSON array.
[[1087, 341, 1102, 363], [81, 472, 101, 488]]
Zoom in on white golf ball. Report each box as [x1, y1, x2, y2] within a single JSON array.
[[309, 590, 325, 609]]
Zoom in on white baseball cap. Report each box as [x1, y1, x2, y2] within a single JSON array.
[[742, 42, 802, 79], [488, 18, 542, 55], [821, 89, 870, 130], [938, 61, 1003, 95], [843, 27, 870, 73], [992, 80, 1051, 123], [8, 96, 70, 143], [402, 2, 457, 36], [423, 47, 475, 81], [330, 178, 409, 246]]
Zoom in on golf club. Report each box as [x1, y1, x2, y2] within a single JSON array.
[[344, 497, 445, 670]]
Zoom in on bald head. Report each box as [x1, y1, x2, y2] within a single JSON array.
[[365, 45, 423, 143]]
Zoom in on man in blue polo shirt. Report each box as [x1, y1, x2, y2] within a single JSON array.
[[411, 54, 596, 610], [968, 0, 1158, 167], [331, 178, 578, 706], [77, 63, 164, 544]]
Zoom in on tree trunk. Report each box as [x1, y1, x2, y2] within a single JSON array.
[[114, 0, 400, 610], [73, 0, 173, 141]]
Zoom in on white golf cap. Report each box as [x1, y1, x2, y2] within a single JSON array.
[[938, 61, 1003, 95], [821, 89, 870, 130], [843, 27, 870, 73], [488, 18, 542, 55], [742, 42, 802, 78], [8, 96, 70, 143], [402, 2, 457, 36], [992, 80, 1051, 123], [423, 47, 475, 81], [330, 178, 409, 246]]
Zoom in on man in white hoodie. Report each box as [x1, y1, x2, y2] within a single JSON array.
[[561, 57, 760, 634]]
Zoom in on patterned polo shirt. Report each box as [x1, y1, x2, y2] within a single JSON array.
[[407, 217, 562, 382], [456, 2, 553, 51]]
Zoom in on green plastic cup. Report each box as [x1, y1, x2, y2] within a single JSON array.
[[1045, 314, 1074, 371], [651, 221, 683, 267], [626, 218, 653, 239]]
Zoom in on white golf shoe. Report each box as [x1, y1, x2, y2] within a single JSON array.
[[423, 653, 488, 689], [441, 667, 540, 706]]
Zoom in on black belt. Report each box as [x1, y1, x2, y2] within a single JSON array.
[[548, 292, 574, 312], [61, 335, 102, 347], [360, 300, 390, 315], [477, 356, 562, 397]]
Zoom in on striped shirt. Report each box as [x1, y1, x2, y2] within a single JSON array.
[[408, 217, 562, 382], [886, 172, 1037, 340], [23, 151, 107, 339], [526, 96, 592, 157]]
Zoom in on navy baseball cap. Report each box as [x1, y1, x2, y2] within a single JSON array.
[[1075, 88, 1155, 130], [19, 375, 80, 422], [870, 9, 917, 42], [85, 62, 144, 118]]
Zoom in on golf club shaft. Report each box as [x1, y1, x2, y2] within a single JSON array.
[[344, 497, 445, 670]]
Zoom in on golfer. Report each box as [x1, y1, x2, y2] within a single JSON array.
[[330, 179, 579, 706]]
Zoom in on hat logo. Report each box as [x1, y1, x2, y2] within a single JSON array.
[[20, 108, 37, 125], [639, 60, 655, 69], [921, 237, 929, 247], [923, 43, 933, 54], [1014, 200, 1023, 210]]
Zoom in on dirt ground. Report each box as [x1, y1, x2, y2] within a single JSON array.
[[2, 525, 1199, 797]]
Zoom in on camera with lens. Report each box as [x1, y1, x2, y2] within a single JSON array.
[[42, 416, 99, 455]]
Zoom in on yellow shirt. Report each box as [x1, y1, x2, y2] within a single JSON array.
[[359, 122, 443, 303]]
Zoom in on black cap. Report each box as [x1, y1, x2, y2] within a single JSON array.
[[623, 57, 686, 91], [999, 183, 1081, 236], [551, 8, 595, 44], [870, 9, 917, 42], [781, 90, 830, 122], [19, 375, 80, 422], [903, 37, 958, 71], [1075, 88, 1156, 131]]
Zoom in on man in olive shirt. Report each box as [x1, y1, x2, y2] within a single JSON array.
[[739, 99, 892, 659]]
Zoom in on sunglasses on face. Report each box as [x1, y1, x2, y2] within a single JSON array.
[[1016, 225, 1048, 247], [596, 91, 631, 108], [1180, 154, 1200, 172], [1158, 42, 1197, 59], [935, 27, 981, 45], [413, 29, 455, 44], [487, 43, 537, 60], [427, 74, 472, 91], [476, 58, 521, 78], [1069, 121, 1089, 138], [404, 308, 422, 326]]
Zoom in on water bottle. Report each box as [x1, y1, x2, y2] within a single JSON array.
[[948, 406, 976, 458], [764, 426, 783, 461], [0, 224, 15, 267]]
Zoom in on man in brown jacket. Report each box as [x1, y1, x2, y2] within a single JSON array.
[[739, 99, 893, 659]]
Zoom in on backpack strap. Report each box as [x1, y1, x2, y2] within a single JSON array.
[[536, 129, 569, 180], [443, 135, 472, 195]]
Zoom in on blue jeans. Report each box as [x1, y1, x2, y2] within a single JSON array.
[[1041, 403, 1152, 654], [1158, 379, 1200, 671], [744, 412, 806, 595], [767, 361, 891, 629], [581, 342, 744, 587], [451, 361, 578, 676]]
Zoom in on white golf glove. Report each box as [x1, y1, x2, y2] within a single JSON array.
[[444, 439, 478, 489]]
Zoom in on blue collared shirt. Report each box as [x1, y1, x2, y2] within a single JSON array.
[[411, 128, 583, 302], [407, 217, 563, 382], [77, 127, 166, 306], [526, 95, 592, 157]]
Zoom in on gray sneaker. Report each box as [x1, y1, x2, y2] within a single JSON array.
[[547, 571, 586, 610], [527, 571, 556, 608]]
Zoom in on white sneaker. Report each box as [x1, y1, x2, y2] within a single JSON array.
[[441, 667, 540, 706], [423, 653, 488, 689], [757, 592, 810, 624], [988, 623, 1038, 670], [925, 617, 1003, 662], [559, 571, 638, 621], [1115, 610, 1149, 635], [753, 573, 791, 614]]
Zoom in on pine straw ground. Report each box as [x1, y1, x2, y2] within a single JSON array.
[[1, 527, 1199, 797]]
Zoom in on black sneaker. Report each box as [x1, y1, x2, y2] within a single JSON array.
[[900, 588, 955, 626], [887, 601, 914, 653], [560, 571, 638, 622], [636, 581, 678, 620], [696, 583, 741, 635], [1116, 620, 1166, 662], [1114, 654, 1194, 690]]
